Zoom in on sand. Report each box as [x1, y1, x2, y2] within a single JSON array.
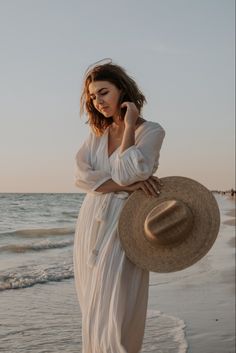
[[223, 218, 236, 226]]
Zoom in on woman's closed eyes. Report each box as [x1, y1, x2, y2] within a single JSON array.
[[91, 92, 108, 100]]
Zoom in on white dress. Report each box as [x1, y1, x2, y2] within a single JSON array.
[[73, 120, 165, 353]]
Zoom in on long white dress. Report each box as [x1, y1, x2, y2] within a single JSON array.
[[73, 120, 165, 353]]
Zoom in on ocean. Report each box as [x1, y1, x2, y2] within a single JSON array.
[[0, 192, 235, 353]]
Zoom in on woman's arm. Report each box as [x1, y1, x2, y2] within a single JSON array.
[[119, 125, 135, 154], [111, 123, 165, 186], [74, 132, 111, 195], [94, 178, 130, 194], [94, 176, 162, 197]]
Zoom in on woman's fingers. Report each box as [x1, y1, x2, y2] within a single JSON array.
[[145, 176, 164, 196], [139, 182, 152, 196], [150, 175, 163, 186], [149, 179, 161, 195], [143, 180, 160, 196], [132, 177, 163, 197]]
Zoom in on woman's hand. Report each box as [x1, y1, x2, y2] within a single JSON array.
[[125, 176, 164, 197], [120, 101, 139, 127]]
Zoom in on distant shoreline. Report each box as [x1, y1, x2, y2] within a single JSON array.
[[0, 190, 235, 195], [212, 190, 235, 197]]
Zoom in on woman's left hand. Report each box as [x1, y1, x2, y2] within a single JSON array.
[[120, 101, 139, 127]]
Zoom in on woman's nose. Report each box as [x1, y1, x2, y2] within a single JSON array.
[[97, 96, 104, 104]]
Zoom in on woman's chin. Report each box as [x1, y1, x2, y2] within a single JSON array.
[[102, 113, 112, 118]]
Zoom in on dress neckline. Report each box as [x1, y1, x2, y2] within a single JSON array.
[[106, 121, 149, 159]]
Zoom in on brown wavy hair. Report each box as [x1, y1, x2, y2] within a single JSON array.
[[80, 60, 147, 136]]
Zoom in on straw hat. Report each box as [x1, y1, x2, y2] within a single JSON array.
[[118, 176, 220, 273]]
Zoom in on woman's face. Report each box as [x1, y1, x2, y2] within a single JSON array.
[[88, 80, 122, 118]]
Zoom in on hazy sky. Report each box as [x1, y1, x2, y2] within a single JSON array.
[[0, 0, 234, 192]]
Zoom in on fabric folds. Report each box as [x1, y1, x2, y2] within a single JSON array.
[[74, 132, 111, 195], [73, 121, 165, 353], [111, 126, 165, 185]]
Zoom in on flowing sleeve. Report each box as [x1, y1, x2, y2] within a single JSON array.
[[111, 124, 165, 186], [74, 132, 111, 195]]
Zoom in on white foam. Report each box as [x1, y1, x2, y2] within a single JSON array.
[[142, 309, 188, 353], [0, 262, 74, 291], [0, 239, 74, 253]]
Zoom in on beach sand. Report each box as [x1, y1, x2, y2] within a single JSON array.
[[223, 207, 236, 226], [224, 209, 236, 218], [223, 218, 236, 226]]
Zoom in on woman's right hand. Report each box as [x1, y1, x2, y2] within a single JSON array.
[[125, 176, 163, 197]]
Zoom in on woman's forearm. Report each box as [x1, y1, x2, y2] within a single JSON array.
[[94, 179, 130, 194], [120, 125, 135, 154]]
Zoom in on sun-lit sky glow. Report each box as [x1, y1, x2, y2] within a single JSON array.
[[0, 0, 234, 192]]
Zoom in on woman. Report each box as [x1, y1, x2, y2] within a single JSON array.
[[73, 59, 165, 353]]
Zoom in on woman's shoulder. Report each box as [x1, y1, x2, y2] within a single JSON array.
[[142, 119, 166, 135]]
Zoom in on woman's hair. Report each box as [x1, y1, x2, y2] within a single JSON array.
[[80, 60, 147, 136]]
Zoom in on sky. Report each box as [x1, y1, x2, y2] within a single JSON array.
[[0, 0, 235, 193]]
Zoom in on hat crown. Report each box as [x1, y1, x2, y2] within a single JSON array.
[[144, 199, 194, 248]]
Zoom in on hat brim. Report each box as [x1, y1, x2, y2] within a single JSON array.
[[118, 176, 220, 273]]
